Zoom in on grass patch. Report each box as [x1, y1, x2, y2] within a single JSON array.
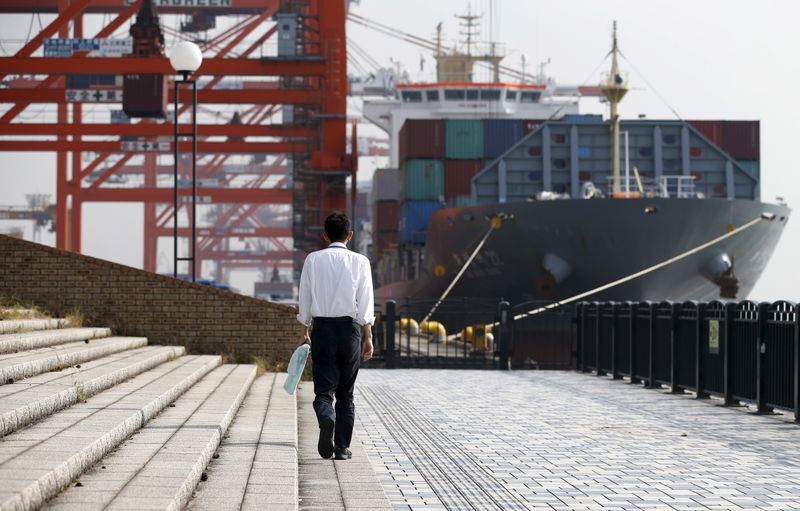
[[0, 296, 48, 320], [64, 308, 86, 328]]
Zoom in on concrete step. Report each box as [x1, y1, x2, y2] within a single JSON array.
[[0, 354, 220, 511], [0, 328, 112, 355], [0, 345, 186, 437], [0, 319, 67, 335], [187, 373, 299, 511], [297, 384, 391, 511], [0, 337, 148, 385], [45, 364, 255, 511]]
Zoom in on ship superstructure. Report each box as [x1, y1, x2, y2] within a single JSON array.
[[364, 18, 789, 305]]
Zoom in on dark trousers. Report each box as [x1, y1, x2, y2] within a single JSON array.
[[310, 317, 361, 449]]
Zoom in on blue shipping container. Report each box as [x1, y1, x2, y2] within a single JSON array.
[[399, 201, 443, 244], [483, 119, 525, 159], [564, 114, 603, 123]]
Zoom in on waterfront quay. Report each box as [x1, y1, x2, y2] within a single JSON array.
[[356, 369, 800, 511]]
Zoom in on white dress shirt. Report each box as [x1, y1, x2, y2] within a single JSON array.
[[296, 242, 375, 327]]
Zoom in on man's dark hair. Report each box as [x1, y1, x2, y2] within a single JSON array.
[[324, 212, 351, 242]]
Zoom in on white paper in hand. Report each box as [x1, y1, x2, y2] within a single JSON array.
[[284, 344, 310, 395]]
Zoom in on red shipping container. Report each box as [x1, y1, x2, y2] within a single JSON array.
[[688, 120, 723, 145], [373, 230, 399, 257], [721, 121, 759, 159], [399, 119, 445, 163], [444, 160, 484, 198], [373, 200, 400, 231]]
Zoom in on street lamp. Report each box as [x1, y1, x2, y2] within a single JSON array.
[[169, 41, 203, 282]]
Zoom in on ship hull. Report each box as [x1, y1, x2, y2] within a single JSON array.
[[376, 198, 790, 306]]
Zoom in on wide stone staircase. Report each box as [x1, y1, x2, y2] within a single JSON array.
[[0, 311, 391, 510]]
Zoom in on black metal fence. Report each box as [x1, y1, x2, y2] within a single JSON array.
[[366, 298, 577, 369], [577, 300, 800, 421]]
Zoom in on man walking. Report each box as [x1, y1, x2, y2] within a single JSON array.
[[297, 212, 374, 460]]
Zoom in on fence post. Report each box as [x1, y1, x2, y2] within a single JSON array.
[[756, 302, 771, 413], [670, 303, 681, 393], [794, 303, 799, 422], [385, 300, 396, 369], [497, 300, 511, 370], [629, 302, 639, 384], [595, 302, 603, 376], [577, 303, 584, 372], [695, 302, 708, 399], [611, 303, 619, 379], [647, 303, 657, 388], [723, 302, 736, 405]]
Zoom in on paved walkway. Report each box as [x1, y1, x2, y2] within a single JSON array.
[[355, 370, 800, 511]]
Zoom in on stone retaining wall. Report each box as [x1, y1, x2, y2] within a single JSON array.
[[0, 235, 303, 366]]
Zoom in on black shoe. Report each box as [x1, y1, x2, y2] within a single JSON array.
[[317, 419, 335, 459], [334, 447, 352, 460]]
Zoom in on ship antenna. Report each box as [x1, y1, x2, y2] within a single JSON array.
[[600, 21, 629, 196]]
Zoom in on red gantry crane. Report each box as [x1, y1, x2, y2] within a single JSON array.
[[0, 0, 352, 287]]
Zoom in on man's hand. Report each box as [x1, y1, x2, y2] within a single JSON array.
[[361, 324, 374, 362], [299, 330, 311, 347]]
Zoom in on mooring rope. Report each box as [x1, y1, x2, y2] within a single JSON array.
[[420, 220, 499, 325]]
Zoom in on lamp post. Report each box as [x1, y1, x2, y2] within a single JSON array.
[[169, 41, 203, 281]]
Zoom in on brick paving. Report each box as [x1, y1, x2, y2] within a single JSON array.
[[355, 370, 800, 511]]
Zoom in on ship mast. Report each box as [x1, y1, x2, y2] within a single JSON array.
[[600, 21, 629, 196]]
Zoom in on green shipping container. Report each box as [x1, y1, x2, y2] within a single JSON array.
[[738, 159, 760, 180], [401, 159, 444, 201], [446, 119, 484, 159]]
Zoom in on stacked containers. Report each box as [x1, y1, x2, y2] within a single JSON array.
[[484, 119, 524, 159], [397, 120, 447, 245], [689, 120, 759, 179], [371, 168, 400, 257], [446, 119, 484, 159], [399, 119, 445, 161], [444, 160, 484, 206], [721, 120, 759, 159]]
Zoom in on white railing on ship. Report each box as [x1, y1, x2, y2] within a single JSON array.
[[603, 175, 697, 198]]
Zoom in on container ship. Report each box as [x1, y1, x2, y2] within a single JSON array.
[[363, 23, 790, 306]]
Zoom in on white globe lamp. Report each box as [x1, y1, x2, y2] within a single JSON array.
[[169, 41, 203, 78]]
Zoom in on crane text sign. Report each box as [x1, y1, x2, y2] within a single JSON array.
[[44, 38, 132, 57], [66, 89, 122, 103], [123, 0, 232, 6]]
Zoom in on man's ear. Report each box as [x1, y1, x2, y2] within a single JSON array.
[[322, 232, 331, 244], [346, 230, 354, 242]]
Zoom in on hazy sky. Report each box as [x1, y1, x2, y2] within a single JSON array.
[[1, 0, 799, 299]]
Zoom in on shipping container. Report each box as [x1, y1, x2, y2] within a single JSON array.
[[688, 120, 723, 146], [446, 119, 484, 159], [484, 119, 524, 159], [563, 114, 603, 123], [373, 200, 400, 231], [721, 121, 759, 159], [123, 73, 167, 118], [399, 119, 445, 163], [401, 159, 444, 201], [371, 168, 400, 202], [399, 201, 443, 244], [738, 160, 760, 180], [522, 119, 544, 135], [372, 230, 399, 257], [444, 159, 484, 198]]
